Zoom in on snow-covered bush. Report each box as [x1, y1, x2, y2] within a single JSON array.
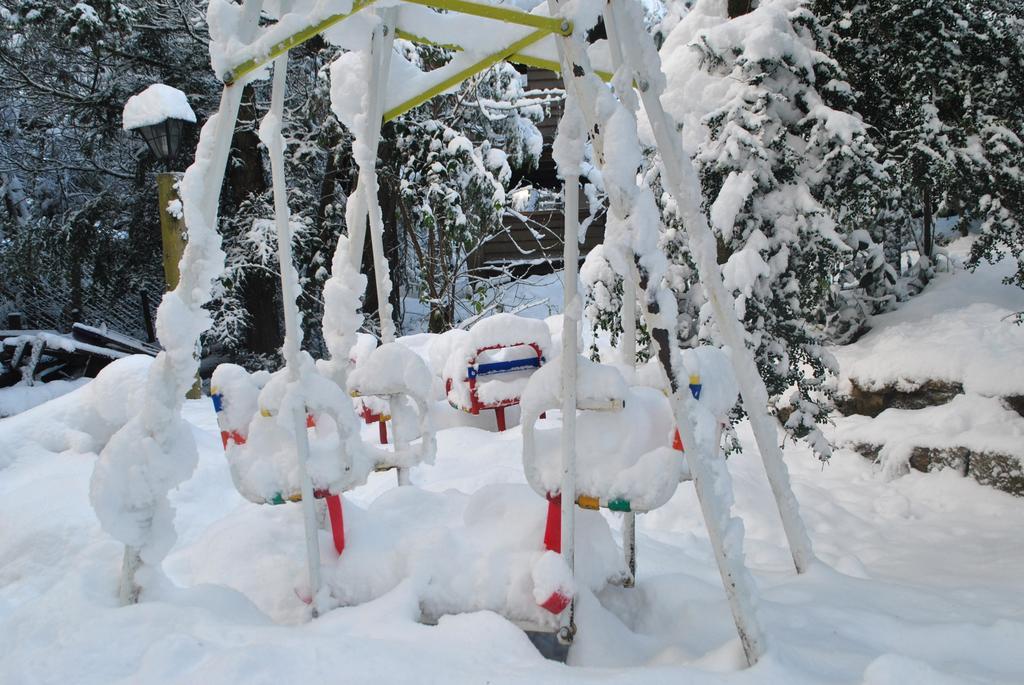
[[651, 0, 898, 458], [0, 1, 216, 336], [815, 0, 1024, 288]]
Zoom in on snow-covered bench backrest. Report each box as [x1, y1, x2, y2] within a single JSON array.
[[443, 313, 552, 413]]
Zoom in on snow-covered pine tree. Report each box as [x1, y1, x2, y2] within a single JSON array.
[[816, 0, 1024, 288], [655, 0, 892, 459], [0, 1, 219, 334], [206, 51, 343, 367], [207, 37, 545, 359], [382, 45, 543, 333]]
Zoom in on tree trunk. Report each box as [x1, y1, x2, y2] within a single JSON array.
[[227, 86, 283, 356], [922, 184, 934, 258], [879, 193, 902, 272], [728, 0, 753, 18], [381, 173, 403, 334], [952, 194, 968, 238], [316, 136, 345, 247]]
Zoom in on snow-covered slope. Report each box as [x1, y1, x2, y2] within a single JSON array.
[[831, 239, 1024, 483], [832, 239, 1024, 398]]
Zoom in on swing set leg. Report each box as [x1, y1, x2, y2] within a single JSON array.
[[378, 418, 388, 444], [495, 406, 507, 432], [622, 512, 636, 588], [325, 495, 345, 555]]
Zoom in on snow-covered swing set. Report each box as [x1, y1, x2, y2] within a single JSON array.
[[131, 0, 820, 667]]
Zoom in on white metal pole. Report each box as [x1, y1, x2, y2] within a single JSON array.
[[118, 545, 142, 605], [266, 52, 323, 616], [670, 389, 766, 664], [118, 0, 265, 606], [359, 12, 410, 482], [621, 512, 636, 587], [548, 1, 767, 663], [394, 394, 413, 487], [602, 2, 638, 583], [193, 0, 265, 228], [559, 171, 580, 642], [351, 11, 398, 344], [346, 11, 395, 268], [267, 64, 303, 369], [607, 0, 814, 574]]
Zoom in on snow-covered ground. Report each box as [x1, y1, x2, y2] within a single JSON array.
[[2, 385, 1023, 682], [2, 247, 1023, 684], [832, 238, 1024, 398], [0, 378, 88, 418]]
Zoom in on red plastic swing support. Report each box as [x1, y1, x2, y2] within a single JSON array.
[[325, 494, 345, 555], [358, 403, 389, 444], [543, 494, 561, 553], [538, 494, 571, 614]]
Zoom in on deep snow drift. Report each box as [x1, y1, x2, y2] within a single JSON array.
[[2, 254, 1023, 684]]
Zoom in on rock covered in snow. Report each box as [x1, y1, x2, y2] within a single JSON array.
[[836, 394, 1024, 495]]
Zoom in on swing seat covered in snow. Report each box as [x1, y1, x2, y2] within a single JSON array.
[[211, 361, 375, 504], [212, 347, 435, 499], [347, 332, 391, 443], [347, 341, 436, 475], [443, 313, 551, 431], [521, 356, 680, 516]]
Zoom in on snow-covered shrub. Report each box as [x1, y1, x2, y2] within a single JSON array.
[[654, 0, 896, 459], [580, 245, 651, 362], [816, 0, 1024, 288]]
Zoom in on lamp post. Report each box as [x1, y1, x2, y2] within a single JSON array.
[[123, 84, 201, 399]]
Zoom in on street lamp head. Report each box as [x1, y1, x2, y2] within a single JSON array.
[[135, 117, 187, 165], [122, 83, 197, 169]]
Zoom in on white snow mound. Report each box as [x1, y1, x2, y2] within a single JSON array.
[[122, 83, 196, 130]]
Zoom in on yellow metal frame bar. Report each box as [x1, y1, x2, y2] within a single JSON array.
[[223, 0, 378, 84], [403, 0, 570, 35], [222, 0, 569, 85], [394, 28, 464, 52], [395, 28, 614, 82], [221, 0, 607, 118], [383, 27, 550, 121]]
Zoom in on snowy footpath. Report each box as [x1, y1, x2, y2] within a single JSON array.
[[2, 389, 1023, 683]]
